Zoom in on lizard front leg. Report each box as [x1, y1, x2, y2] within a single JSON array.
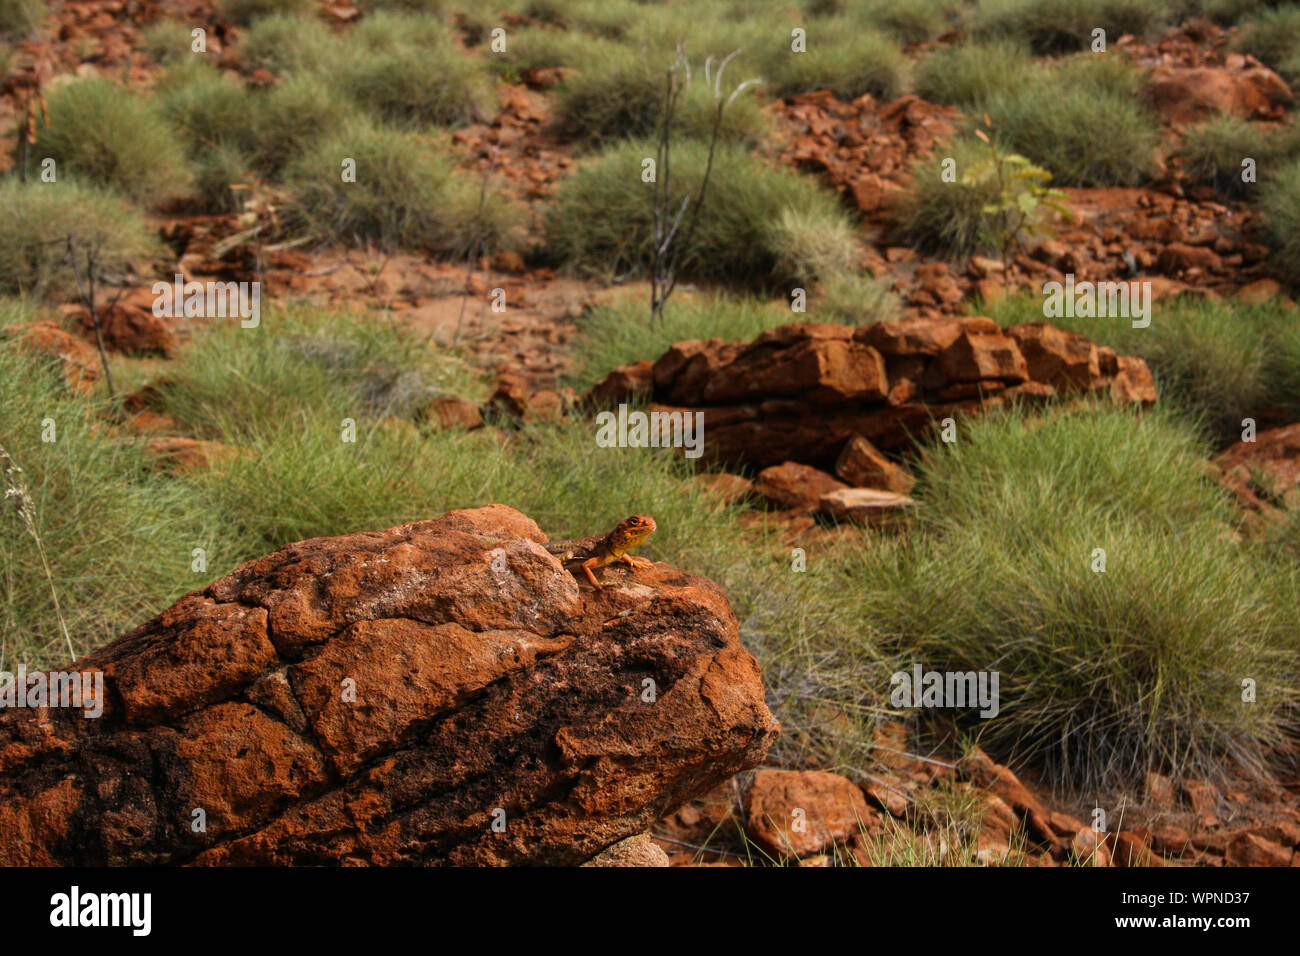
[[617, 553, 652, 570], [581, 555, 605, 588]]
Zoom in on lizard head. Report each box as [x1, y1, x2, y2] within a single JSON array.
[[610, 514, 656, 550]]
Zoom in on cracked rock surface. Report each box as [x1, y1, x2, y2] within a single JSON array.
[[0, 504, 778, 865]]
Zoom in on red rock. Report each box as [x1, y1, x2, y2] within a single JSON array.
[[819, 487, 915, 526], [421, 396, 483, 430], [1049, 811, 1086, 838], [938, 330, 1029, 383], [1238, 278, 1283, 304], [1072, 827, 1112, 866], [1145, 771, 1176, 809], [1158, 242, 1222, 273], [1005, 322, 1100, 392], [0, 505, 778, 865], [1108, 356, 1158, 406], [1150, 825, 1191, 857], [744, 770, 875, 858], [0, 320, 101, 394], [1226, 832, 1293, 867], [834, 435, 915, 493], [143, 436, 245, 473], [1214, 423, 1300, 506], [581, 834, 670, 867], [1182, 779, 1220, 815], [692, 472, 754, 506], [1108, 829, 1163, 867], [754, 461, 848, 513], [1140, 65, 1292, 124], [69, 293, 179, 356], [958, 748, 1056, 845], [588, 360, 654, 406]]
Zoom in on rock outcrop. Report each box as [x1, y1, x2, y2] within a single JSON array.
[[0, 505, 778, 866], [588, 319, 1156, 473]]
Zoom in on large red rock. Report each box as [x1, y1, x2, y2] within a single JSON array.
[[585, 320, 1155, 472], [0, 505, 779, 865], [1141, 64, 1293, 124]]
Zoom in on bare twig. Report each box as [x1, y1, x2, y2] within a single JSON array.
[[65, 236, 116, 403]]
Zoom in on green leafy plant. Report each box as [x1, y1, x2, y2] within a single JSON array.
[[963, 122, 1072, 268]]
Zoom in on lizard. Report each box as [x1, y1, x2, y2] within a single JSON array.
[[543, 515, 657, 588]]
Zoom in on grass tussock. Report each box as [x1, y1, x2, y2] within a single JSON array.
[[844, 402, 1300, 788], [554, 46, 771, 148], [26, 76, 191, 205], [0, 334, 221, 662], [1258, 158, 1300, 288], [218, 0, 315, 25], [0, 0, 43, 38], [284, 120, 521, 254], [1232, 4, 1300, 85], [545, 138, 858, 285], [973, 0, 1169, 54], [335, 13, 493, 128], [977, 55, 1160, 187], [914, 39, 1035, 108], [1175, 115, 1300, 199], [983, 294, 1300, 440], [0, 180, 158, 301]]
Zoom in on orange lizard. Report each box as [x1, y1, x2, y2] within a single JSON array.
[[544, 515, 657, 588]]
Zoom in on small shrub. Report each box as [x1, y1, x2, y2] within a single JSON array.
[[140, 19, 197, 63], [27, 77, 191, 205], [192, 143, 253, 213], [0, 179, 158, 301]]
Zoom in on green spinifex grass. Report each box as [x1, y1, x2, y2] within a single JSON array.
[[0, 327, 223, 664], [0, 180, 159, 302], [981, 294, 1300, 440], [546, 138, 858, 284], [841, 402, 1300, 789], [972, 0, 1169, 54], [24, 76, 192, 206]]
